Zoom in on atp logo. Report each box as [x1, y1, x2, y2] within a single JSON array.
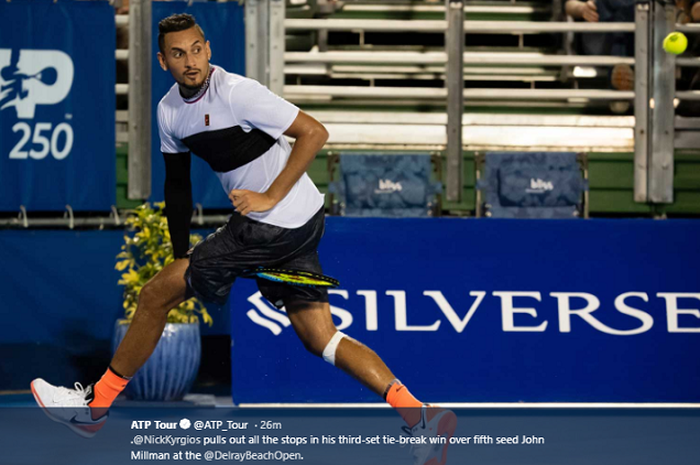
[[1, 49, 75, 160], [0, 48, 74, 119]]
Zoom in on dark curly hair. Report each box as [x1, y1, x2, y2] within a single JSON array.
[[158, 13, 206, 54]]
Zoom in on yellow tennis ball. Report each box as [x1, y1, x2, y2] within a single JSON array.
[[663, 32, 688, 55]]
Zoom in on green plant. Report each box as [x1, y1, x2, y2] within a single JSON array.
[[116, 202, 212, 326]]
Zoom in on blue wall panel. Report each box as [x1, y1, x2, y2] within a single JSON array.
[[0, 228, 227, 391]]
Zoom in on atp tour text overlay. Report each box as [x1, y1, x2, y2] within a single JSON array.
[[129, 418, 545, 461]]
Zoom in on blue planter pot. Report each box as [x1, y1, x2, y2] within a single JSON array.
[[112, 320, 201, 401]]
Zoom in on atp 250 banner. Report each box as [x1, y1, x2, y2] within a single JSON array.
[[231, 218, 700, 404], [0, 1, 115, 211]]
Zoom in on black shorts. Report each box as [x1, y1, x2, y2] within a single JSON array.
[[185, 206, 328, 308]]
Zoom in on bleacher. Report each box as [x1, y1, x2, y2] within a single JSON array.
[[278, 0, 700, 217]]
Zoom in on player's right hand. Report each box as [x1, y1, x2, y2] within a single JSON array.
[[229, 189, 277, 216]]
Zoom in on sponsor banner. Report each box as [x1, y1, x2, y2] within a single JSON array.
[[150, 2, 245, 209], [0, 1, 115, 211], [231, 218, 700, 403]]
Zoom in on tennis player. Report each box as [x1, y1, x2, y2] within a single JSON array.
[[31, 13, 455, 464]]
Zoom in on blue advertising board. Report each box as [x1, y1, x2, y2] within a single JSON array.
[[150, 2, 245, 209], [0, 228, 228, 391], [231, 218, 700, 404], [0, 1, 115, 211]]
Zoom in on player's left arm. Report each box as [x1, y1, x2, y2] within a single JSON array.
[[230, 111, 328, 215]]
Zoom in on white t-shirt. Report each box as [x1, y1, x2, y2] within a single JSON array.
[[157, 65, 324, 228]]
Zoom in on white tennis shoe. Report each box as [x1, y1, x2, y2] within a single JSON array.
[[31, 378, 108, 438], [401, 404, 458, 465]]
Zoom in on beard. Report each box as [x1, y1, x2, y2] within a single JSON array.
[[179, 77, 204, 90], [179, 63, 210, 90], [179, 76, 205, 90], [177, 64, 210, 98]]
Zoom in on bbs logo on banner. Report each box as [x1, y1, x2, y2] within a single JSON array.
[[0, 2, 115, 211], [0, 49, 74, 160]]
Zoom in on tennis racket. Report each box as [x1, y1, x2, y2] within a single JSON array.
[[243, 268, 340, 288]]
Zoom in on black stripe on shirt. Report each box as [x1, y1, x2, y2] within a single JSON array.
[[182, 126, 276, 172]]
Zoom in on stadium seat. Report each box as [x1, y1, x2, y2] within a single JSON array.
[[475, 151, 588, 218], [327, 152, 442, 217]]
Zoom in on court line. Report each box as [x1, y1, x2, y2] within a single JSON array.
[[0, 390, 31, 395], [238, 402, 700, 409]]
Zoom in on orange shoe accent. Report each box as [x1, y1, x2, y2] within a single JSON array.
[[74, 421, 108, 435], [30, 381, 46, 408], [433, 408, 458, 465], [88, 368, 129, 409], [386, 381, 422, 427]]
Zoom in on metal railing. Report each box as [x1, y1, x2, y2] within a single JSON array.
[[283, 13, 700, 102], [283, 18, 640, 108], [284, 85, 636, 100], [285, 51, 637, 66], [0, 207, 231, 229], [339, 3, 551, 15], [282, 1, 698, 206], [284, 18, 636, 33]]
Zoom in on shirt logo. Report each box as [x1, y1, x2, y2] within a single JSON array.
[[205, 114, 210, 126]]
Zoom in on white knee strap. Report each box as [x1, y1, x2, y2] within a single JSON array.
[[322, 331, 346, 366]]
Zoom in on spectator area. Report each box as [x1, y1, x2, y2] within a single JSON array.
[[110, 1, 700, 217]]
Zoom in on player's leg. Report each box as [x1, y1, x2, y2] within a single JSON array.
[[30, 258, 191, 436], [91, 221, 246, 409], [251, 205, 456, 463], [110, 258, 190, 378], [90, 257, 191, 410], [284, 298, 457, 465], [259, 204, 437, 426], [283, 298, 423, 421], [33, 216, 245, 421], [283, 299, 395, 395]]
